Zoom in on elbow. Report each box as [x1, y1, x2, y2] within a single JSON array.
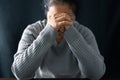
[[91, 68, 106, 80], [89, 51, 106, 80], [11, 62, 24, 79], [88, 61, 106, 80], [11, 63, 22, 79], [11, 62, 34, 80], [96, 63, 106, 80]]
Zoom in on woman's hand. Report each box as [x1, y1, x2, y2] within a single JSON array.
[[47, 12, 75, 32], [47, 12, 75, 44]]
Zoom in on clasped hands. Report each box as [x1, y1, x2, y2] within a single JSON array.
[[47, 12, 75, 44]]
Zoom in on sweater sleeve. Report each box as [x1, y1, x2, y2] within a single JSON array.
[[11, 23, 58, 80], [64, 21, 106, 80]]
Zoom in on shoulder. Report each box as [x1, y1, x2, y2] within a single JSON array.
[[73, 21, 95, 39]]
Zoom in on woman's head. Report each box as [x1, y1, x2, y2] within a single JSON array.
[[43, 0, 80, 18]]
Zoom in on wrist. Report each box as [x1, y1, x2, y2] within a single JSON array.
[[46, 23, 59, 31], [58, 27, 66, 33]]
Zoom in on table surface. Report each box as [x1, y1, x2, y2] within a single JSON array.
[[0, 78, 16, 80]]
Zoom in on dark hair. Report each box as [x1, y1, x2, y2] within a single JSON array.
[[43, 0, 80, 17]]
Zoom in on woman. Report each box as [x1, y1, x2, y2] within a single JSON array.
[[11, 0, 106, 80]]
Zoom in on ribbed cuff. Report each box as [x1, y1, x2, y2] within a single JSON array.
[[38, 24, 58, 44], [64, 25, 80, 45]]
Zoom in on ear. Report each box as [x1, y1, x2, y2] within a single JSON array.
[[46, 10, 52, 20], [46, 11, 49, 19]]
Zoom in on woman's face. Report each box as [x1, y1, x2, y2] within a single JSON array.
[[47, 3, 75, 20]]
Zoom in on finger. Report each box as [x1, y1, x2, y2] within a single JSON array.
[[58, 20, 73, 27], [57, 21, 66, 28], [55, 13, 73, 18], [56, 17, 72, 23], [54, 13, 67, 18], [55, 13, 72, 20], [50, 12, 74, 21], [64, 20, 73, 26], [64, 21, 73, 26], [57, 21, 73, 31]]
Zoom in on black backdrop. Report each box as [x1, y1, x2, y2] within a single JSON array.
[[0, 0, 120, 79]]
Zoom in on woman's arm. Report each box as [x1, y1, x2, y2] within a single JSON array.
[[64, 22, 106, 80], [11, 22, 58, 80]]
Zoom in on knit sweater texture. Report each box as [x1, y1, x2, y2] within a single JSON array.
[[11, 20, 106, 80]]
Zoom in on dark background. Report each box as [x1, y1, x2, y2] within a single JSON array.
[[0, 0, 120, 79]]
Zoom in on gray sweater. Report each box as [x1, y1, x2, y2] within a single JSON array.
[[11, 20, 106, 80]]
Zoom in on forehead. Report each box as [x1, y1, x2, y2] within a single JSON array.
[[48, 3, 73, 14]]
